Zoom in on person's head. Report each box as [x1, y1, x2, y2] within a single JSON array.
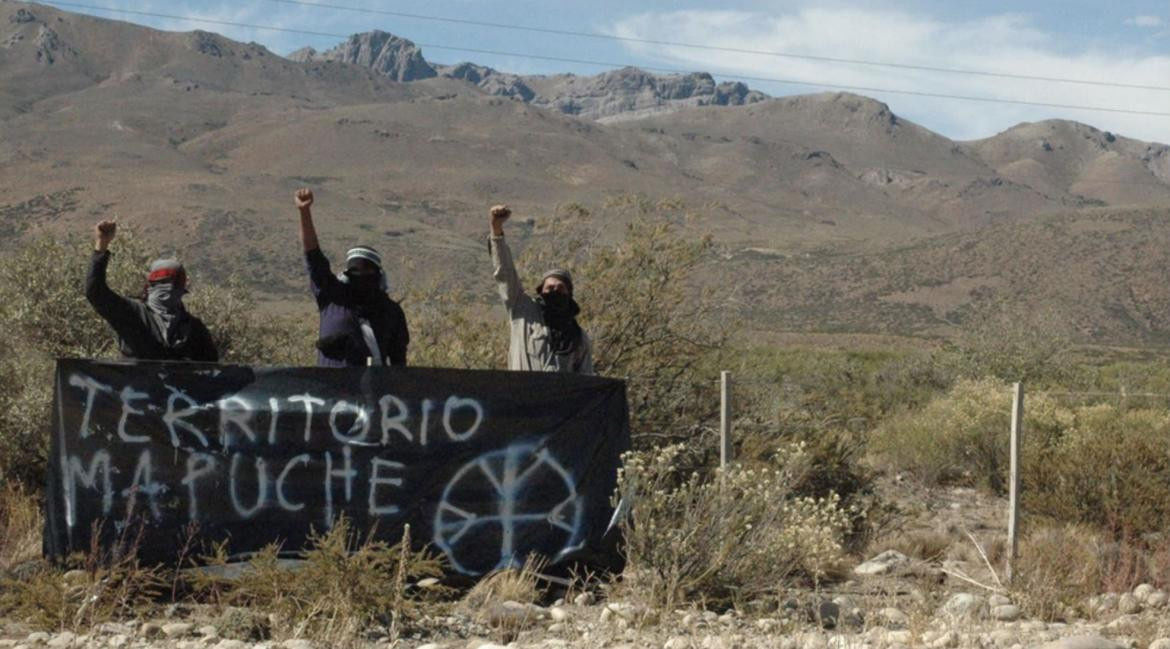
[[536, 269, 573, 298], [343, 246, 387, 292], [143, 258, 188, 309], [147, 258, 187, 290]]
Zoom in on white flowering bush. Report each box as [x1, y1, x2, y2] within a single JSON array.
[[616, 443, 851, 609]]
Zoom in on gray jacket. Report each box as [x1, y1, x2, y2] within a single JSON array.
[[490, 235, 594, 374]]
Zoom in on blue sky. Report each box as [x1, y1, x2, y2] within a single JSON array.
[[41, 0, 1170, 143]]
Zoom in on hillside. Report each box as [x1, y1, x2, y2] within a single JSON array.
[[2, 1, 1170, 343]]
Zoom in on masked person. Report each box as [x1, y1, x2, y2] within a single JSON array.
[[85, 220, 218, 362], [295, 188, 409, 367], [488, 204, 593, 374]]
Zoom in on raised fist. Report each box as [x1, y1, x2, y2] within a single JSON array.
[[295, 188, 314, 211], [94, 220, 116, 250], [490, 204, 511, 235]]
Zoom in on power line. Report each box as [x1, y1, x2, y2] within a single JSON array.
[[41, 2, 1170, 119], [255, 0, 1170, 94]]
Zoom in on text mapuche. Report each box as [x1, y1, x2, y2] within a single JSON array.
[[61, 371, 489, 530]]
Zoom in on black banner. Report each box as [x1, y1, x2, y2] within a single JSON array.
[[45, 359, 629, 575]]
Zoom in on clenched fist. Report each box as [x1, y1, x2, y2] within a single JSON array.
[[490, 204, 511, 236], [94, 220, 116, 251], [295, 188, 314, 211]]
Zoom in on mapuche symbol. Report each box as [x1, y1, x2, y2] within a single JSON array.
[[434, 442, 582, 575]]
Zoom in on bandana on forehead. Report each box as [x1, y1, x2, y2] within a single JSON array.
[[346, 246, 382, 270], [147, 259, 186, 288]]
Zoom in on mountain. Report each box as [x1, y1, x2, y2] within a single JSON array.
[[287, 30, 435, 83], [3, 1, 1170, 344], [969, 120, 1170, 206], [285, 30, 769, 121]]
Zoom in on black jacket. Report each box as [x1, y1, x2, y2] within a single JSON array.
[[306, 248, 409, 367], [85, 251, 219, 362]]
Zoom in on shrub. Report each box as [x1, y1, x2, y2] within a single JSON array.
[[0, 522, 166, 630], [734, 346, 953, 429], [519, 200, 728, 447], [190, 519, 446, 645], [1013, 524, 1170, 621], [1024, 403, 1170, 537], [947, 303, 1075, 383], [616, 443, 851, 610], [0, 483, 41, 571], [0, 232, 308, 485], [869, 378, 1066, 493], [405, 287, 506, 370], [408, 198, 728, 447]]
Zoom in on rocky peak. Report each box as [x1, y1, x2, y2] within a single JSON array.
[[286, 34, 767, 119], [530, 67, 768, 119], [286, 46, 317, 63], [300, 30, 436, 82], [437, 62, 535, 101], [9, 7, 37, 24]]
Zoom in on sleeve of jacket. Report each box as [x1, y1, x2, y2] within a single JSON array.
[[188, 319, 219, 363], [85, 250, 144, 334], [578, 333, 596, 375], [488, 235, 524, 312], [386, 300, 409, 367], [305, 247, 343, 302]]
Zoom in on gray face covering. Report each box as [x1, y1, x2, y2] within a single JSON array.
[[145, 282, 188, 347]]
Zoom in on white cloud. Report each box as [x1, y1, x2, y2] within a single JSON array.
[[609, 8, 1170, 143], [1126, 15, 1164, 28], [72, 0, 355, 55]]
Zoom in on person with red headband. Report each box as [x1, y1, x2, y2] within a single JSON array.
[[85, 220, 218, 362]]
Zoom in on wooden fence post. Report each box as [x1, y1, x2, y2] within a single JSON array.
[[1007, 381, 1024, 584], [720, 371, 732, 469]]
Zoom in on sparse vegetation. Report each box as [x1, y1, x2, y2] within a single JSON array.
[[615, 443, 851, 610], [0, 232, 310, 485], [3, 203, 1170, 642], [189, 519, 445, 646]]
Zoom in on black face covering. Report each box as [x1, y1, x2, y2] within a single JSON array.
[[536, 291, 583, 355], [344, 271, 381, 299]]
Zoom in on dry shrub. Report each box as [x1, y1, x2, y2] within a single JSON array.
[[949, 303, 1075, 383], [461, 556, 544, 609], [1024, 404, 1170, 538], [1015, 524, 1115, 621], [191, 519, 445, 646], [461, 556, 546, 642], [870, 378, 1066, 493], [519, 200, 728, 447], [1015, 524, 1170, 621], [0, 483, 42, 571], [617, 443, 851, 610], [406, 287, 506, 370], [0, 521, 165, 630], [0, 232, 309, 486]]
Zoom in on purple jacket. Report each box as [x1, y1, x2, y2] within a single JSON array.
[[306, 248, 409, 367]]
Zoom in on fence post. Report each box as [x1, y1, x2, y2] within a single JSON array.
[[1007, 381, 1024, 584], [720, 371, 732, 469]]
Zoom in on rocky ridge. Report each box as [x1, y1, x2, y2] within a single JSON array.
[[287, 31, 768, 120]]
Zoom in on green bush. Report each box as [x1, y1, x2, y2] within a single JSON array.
[[1024, 403, 1170, 537], [869, 378, 1066, 493]]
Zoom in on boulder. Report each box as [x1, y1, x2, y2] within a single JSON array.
[[940, 593, 986, 620], [853, 550, 911, 576]]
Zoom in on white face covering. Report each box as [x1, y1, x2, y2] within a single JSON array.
[[145, 281, 188, 347]]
